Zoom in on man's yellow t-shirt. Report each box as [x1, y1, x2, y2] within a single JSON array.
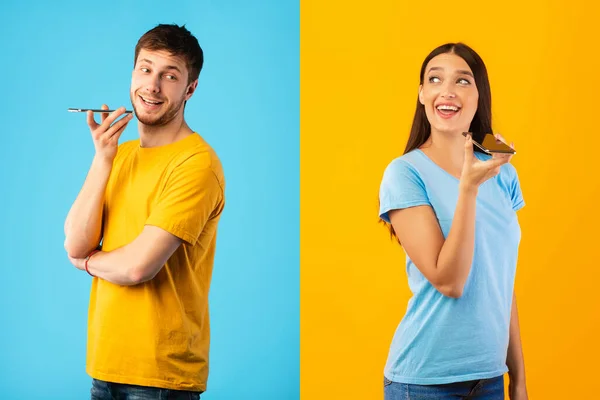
[[86, 132, 225, 392]]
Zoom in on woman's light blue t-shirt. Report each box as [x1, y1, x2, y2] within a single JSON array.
[[379, 149, 525, 385]]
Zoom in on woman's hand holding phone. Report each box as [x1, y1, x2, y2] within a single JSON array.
[[460, 133, 514, 192]]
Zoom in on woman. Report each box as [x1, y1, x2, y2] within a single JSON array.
[[378, 43, 528, 400]]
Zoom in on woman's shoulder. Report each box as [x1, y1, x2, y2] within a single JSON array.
[[384, 149, 423, 172]]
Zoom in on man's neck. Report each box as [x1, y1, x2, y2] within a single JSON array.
[[137, 116, 193, 148]]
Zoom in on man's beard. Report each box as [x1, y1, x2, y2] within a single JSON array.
[[131, 93, 185, 127]]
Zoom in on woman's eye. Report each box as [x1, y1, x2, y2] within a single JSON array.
[[458, 78, 471, 85], [428, 76, 441, 83]]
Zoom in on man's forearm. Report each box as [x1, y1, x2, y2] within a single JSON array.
[[507, 292, 526, 384], [85, 246, 142, 286], [84, 226, 181, 286], [64, 156, 112, 258]]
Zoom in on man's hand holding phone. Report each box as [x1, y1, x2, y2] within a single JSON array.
[[87, 104, 134, 163]]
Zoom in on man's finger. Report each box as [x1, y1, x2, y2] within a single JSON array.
[[86, 110, 98, 130], [109, 122, 129, 145], [101, 104, 109, 123], [99, 106, 127, 132], [106, 113, 133, 139]]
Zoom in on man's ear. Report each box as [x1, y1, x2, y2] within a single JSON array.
[[185, 79, 199, 101]]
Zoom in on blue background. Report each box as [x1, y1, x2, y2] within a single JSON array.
[[0, 1, 299, 399]]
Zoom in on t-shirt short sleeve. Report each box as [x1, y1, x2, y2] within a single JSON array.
[[145, 153, 223, 246], [503, 163, 525, 211], [379, 158, 431, 223]]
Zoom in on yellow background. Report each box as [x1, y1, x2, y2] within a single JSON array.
[[301, 1, 599, 399]]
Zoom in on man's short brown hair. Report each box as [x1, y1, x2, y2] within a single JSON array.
[[134, 24, 203, 84]]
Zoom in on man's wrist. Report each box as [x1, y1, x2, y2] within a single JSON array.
[[85, 250, 101, 277], [92, 154, 114, 171]]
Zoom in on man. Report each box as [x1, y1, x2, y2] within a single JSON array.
[[64, 24, 225, 399]]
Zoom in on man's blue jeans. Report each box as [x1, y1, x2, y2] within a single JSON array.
[[90, 378, 202, 400]]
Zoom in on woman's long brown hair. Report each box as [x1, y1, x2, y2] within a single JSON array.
[[382, 43, 493, 241]]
